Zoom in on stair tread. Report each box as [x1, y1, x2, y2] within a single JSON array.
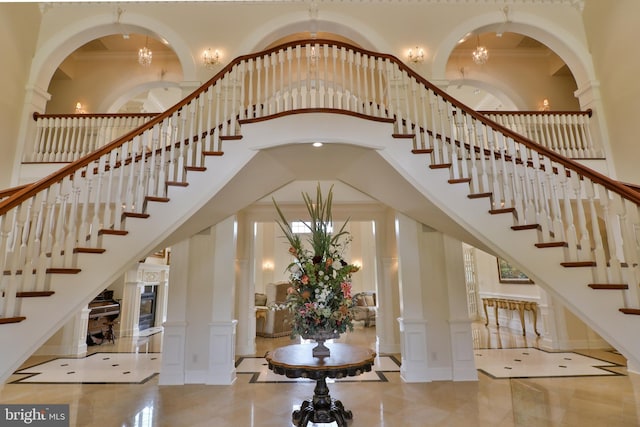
[[560, 261, 596, 267], [166, 181, 189, 187], [411, 149, 433, 154], [0, 316, 26, 325], [588, 284, 628, 290], [392, 133, 415, 139], [535, 241, 567, 248], [145, 196, 170, 203], [73, 247, 106, 254], [512, 224, 539, 231], [16, 291, 55, 297], [45, 268, 81, 274], [468, 192, 492, 199], [122, 212, 150, 219], [489, 208, 515, 214], [619, 308, 640, 315], [99, 229, 128, 236], [429, 163, 452, 169], [449, 178, 472, 184], [202, 151, 224, 156]]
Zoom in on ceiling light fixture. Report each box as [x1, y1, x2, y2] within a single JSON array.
[[408, 46, 425, 64], [472, 35, 489, 65], [312, 142, 323, 148], [138, 36, 152, 67], [202, 48, 220, 69]]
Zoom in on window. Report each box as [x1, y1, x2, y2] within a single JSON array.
[[291, 221, 333, 234]]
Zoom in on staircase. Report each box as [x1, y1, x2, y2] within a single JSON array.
[[2, 39, 640, 384]]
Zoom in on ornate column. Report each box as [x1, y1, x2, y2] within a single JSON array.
[[374, 209, 401, 354], [206, 215, 238, 385], [395, 213, 430, 382], [159, 239, 189, 385], [443, 235, 477, 381], [119, 266, 143, 337]]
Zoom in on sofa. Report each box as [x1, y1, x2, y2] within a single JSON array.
[[256, 281, 293, 338], [352, 291, 376, 327]]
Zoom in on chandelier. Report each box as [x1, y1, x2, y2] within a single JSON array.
[[138, 36, 152, 67], [472, 35, 489, 65]]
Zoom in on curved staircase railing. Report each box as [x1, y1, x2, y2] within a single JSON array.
[[1, 38, 639, 328]]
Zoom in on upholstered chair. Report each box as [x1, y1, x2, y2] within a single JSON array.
[[257, 281, 293, 338]]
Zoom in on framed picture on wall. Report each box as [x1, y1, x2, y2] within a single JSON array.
[[497, 258, 534, 284]]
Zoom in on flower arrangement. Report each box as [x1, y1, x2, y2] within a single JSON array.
[[273, 184, 359, 339]]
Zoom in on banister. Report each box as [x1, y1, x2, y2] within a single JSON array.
[[5, 38, 638, 214], [478, 109, 593, 117], [32, 112, 160, 120]]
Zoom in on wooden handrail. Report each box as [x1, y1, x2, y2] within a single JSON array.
[[0, 184, 29, 199], [4, 38, 638, 216], [0, 39, 640, 214], [478, 109, 593, 117], [33, 112, 160, 120]]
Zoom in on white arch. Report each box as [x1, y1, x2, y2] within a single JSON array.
[[103, 80, 181, 113], [431, 9, 596, 90], [28, 11, 197, 95], [447, 79, 520, 111], [238, 9, 392, 57]]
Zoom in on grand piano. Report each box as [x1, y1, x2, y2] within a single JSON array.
[[87, 289, 120, 345]]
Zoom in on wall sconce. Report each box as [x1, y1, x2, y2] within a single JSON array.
[[407, 46, 425, 64], [262, 261, 274, 271], [202, 48, 220, 69], [75, 102, 85, 114], [541, 98, 550, 111]]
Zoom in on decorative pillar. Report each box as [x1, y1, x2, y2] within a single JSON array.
[[397, 318, 430, 382], [395, 213, 430, 382], [159, 239, 189, 385], [235, 211, 256, 356], [443, 235, 477, 381], [207, 215, 238, 385], [155, 268, 169, 327], [374, 211, 401, 354], [207, 320, 238, 385], [119, 266, 143, 337]]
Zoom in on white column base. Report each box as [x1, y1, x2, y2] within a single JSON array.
[[398, 317, 430, 382], [158, 321, 188, 385], [206, 320, 238, 385], [448, 318, 478, 381]]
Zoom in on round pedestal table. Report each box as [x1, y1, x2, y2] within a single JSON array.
[[265, 342, 376, 427]]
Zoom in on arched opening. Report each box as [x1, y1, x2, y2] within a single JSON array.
[[446, 31, 579, 111], [46, 33, 182, 114]]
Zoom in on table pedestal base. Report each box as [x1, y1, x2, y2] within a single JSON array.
[[292, 377, 352, 427]]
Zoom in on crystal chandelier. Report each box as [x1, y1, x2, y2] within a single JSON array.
[[472, 35, 489, 65], [138, 36, 152, 67]]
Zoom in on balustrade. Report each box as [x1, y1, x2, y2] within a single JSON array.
[[2, 39, 640, 324], [480, 110, 599, 160]]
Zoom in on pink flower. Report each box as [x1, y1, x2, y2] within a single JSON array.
[[341, 282, 352, 298], [301, 275, 309, 285]]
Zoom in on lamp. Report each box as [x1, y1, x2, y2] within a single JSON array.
[[138, 36, 152, 67], [408, 46, 425, 64], [472, 35, 489, 65], [202, 48, 220, 69]]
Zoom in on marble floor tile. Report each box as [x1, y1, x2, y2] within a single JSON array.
[[1, 323, 639, 427]]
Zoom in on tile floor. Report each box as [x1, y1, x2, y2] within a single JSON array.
[[1, 323, 639, 427]]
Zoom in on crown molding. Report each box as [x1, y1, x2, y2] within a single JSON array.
[[40, 0, 585, 12]]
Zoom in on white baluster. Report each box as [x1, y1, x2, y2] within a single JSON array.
[[585, 181, 607, 282]]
